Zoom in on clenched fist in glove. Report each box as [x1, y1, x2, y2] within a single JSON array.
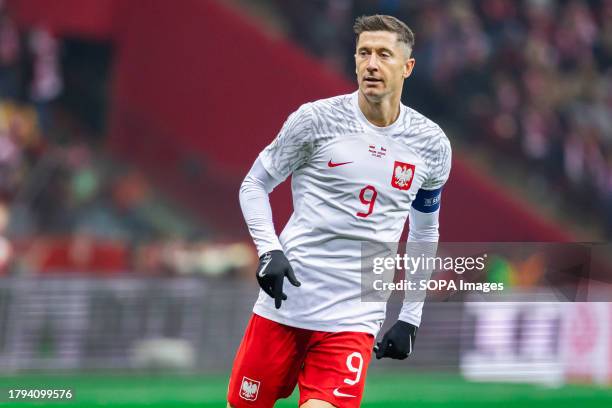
[[374, 320, 418, 360]]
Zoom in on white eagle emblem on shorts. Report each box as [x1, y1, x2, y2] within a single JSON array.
[[239, 376, 260, 401]]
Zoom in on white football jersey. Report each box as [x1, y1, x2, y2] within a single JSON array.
[[254, 91, 451, 335]]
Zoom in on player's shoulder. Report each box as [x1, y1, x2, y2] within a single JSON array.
[[305, 93, 354, 118], [404, 106, 447, 141], [292, 93, 358, 138], [390, 105, 451, 169], [399, 105, 451, 152]]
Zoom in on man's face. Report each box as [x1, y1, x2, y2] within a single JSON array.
[[355, 31, 415, 101]]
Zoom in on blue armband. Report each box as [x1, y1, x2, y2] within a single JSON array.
[[411, 187, 442, 213]]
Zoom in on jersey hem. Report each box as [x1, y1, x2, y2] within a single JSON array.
[[252, 305, 379, 336]]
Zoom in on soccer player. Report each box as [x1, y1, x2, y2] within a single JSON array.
[[228, 14, 451, 408]]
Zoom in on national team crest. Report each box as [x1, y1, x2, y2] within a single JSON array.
[[240, 376, 260, 401], [391, 161, 415, 191]]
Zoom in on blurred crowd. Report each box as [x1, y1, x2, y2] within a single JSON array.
[[2, 0, 609, 279], [275, 0, 612, 237], [0, 2, 256, 277]]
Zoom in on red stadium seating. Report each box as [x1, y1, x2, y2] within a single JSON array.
[[8, 0, 571, 242]]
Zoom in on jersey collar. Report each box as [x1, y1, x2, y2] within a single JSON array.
[[351, 91, 409, 134]]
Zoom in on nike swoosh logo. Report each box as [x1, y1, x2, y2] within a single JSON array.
[[257, 256, 271, 278], [333, 388, 356, 398], [328, 160, 353, 168]]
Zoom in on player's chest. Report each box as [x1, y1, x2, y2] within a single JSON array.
[[303, 134, 427, 202]]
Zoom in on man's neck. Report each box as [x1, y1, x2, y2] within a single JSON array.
[[358, 91, 401, 127]]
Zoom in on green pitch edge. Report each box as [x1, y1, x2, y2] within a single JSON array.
[[0, 373, 610, 408]]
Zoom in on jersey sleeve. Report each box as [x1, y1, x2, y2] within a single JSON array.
[[421, 130, 452, 190], [258, 103, 314, 181]]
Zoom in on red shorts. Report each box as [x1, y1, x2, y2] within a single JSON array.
[[227, 314, 375, 408]]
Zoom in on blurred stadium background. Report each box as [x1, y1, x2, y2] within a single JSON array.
[[0, 0, 611, 406]]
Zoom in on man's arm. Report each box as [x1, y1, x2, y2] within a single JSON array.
[[376, 132, 450, 360], [397, 190, 441, 326], [239, 158, 283, 257], [375, 189, 441, 360], [239, 103, 314, 308], [241, 102, 314, 247], [239, 158, 301, 309]]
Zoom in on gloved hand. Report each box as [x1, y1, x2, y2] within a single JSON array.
[[374, 320, 418, 360], [256, 250, 301, 309]]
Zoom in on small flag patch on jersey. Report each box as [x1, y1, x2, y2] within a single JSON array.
[[369, 145, 387, 158], [391, 161, 415, 190], [240, 377, 260, 401]]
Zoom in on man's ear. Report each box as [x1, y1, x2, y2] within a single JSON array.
[[404, 58, 416, 79]]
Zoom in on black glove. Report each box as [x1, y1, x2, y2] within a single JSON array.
[[256, 250, 301, 309], [374, 320, 418, 360]]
